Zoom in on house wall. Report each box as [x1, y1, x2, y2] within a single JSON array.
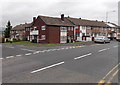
[[47, 26, 60, 43], [31, 17, 47, 43]]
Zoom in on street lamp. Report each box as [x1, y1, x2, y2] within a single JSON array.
[[105, 10, 116, 36], [106, 10, 116, 23]]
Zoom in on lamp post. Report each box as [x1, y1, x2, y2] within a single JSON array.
[[105, 10, 116, 37]]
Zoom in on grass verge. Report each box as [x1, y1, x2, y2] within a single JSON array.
[[4, 41, 92, 45]]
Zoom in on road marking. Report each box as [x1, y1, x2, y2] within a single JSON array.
[[16, 55, 22, 57], [31, 61, 65, 74], [65, 47, 69, 49], [8, 47, 14, 48], [98, 63, 120, 85], [6, 56, 14, 59], [102, 63, 120, 80], [98, 80, 105, 85], [0, 58, 3, 59], [105, 69, 119, 85], [40, 51, 46, 52], [46, 49, 51, 52], [108, 69, 119, 83], [33, 51, 39, 54], [56, 49, 60, 51], [52, 49, 57, 51], [80, 46, 85, 47], [91, 44, 102, 46], [74, 53, 92, 60], [98, 48, 107, 52], [69, 47, 73, 49], [72, 47, 75, 48], [25, 53, 32, 56], [60, 48, 65, 50], [21, 49, 36, 52], [113, 46, 118, 48], [27, 50, 36, 52]]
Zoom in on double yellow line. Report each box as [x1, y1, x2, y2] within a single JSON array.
[[98, 63, 120, 85]]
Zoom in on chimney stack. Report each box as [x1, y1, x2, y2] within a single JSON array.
[[33, 17, 36, 23], [61, 14, 64, 21]]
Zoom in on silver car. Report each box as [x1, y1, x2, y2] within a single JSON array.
[[94, 36, 110, 43]]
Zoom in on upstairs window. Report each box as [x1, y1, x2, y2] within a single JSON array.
[[71, 27, 74, 31], [68, 27, 71, 31], [60, 27, 67, 31], [41, 26, 46, 30]]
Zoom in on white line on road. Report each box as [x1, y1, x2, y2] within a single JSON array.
[[21, 48, 36, 52], [69, 47, 73, 49], [56, 49, 61, 51], [65, 47, 69, 49], [6, 56, 14, 59], [16, 55, 22, 57], [50, 49, 57, 51], [72, 47, 75, 48], [8, 47, 14, 48], [74, 53, 92, 60], [0, 58, 3, 59], [60, 48, 65, 50], [113, 46, 118, 48], [31, 61, 65, 74], [98, 48, 107, 52], [25, 53, 32, 56], [33, 51, 40, 54]]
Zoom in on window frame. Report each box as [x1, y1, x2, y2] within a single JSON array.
[[41, 26, 46, 30]]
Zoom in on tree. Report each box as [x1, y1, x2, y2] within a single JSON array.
[[4, 21, 12, 38]]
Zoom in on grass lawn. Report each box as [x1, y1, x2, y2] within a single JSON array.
[[4, 41, 40, 45]]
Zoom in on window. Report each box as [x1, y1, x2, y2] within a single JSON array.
[[41, 26, 46, 30], [60, 27, 67, 31], [71, 27, 74, 31], [82, 26, 86, 30], [41, 35, 46, 40], [68, 27, 71, 31]]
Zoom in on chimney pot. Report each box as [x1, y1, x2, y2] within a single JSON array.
[[61, 14, 64, 21]]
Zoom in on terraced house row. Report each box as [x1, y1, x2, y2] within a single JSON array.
[[10, 14, 120, 43]]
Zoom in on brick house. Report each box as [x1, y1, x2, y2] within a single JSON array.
[[30, 14, 75, 43], [11, 23, 32, 41], [11, 14, 119, 43], [66, 17, 118, 41]]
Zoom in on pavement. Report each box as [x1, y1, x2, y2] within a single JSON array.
[[1, 41, 119, 84]]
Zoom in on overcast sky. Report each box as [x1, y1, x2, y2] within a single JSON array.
[[0, 0, 119, 30]]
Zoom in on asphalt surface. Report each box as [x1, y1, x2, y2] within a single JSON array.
[[1, 41, 119, 83]]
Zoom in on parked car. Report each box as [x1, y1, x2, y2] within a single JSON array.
[[94, 36, 110, 43]]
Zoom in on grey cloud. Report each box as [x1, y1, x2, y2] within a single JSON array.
[[1, 0, 118, 30]]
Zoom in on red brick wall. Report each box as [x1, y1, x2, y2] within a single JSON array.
[[32, 17, 47, 43], [47, 26, 60, 43]]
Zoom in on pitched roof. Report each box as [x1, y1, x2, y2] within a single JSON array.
[[66, 17, 109, 27], [38, 16, 74, 26], [109, 23, 119, 28], [11, 23, 32, 31]]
